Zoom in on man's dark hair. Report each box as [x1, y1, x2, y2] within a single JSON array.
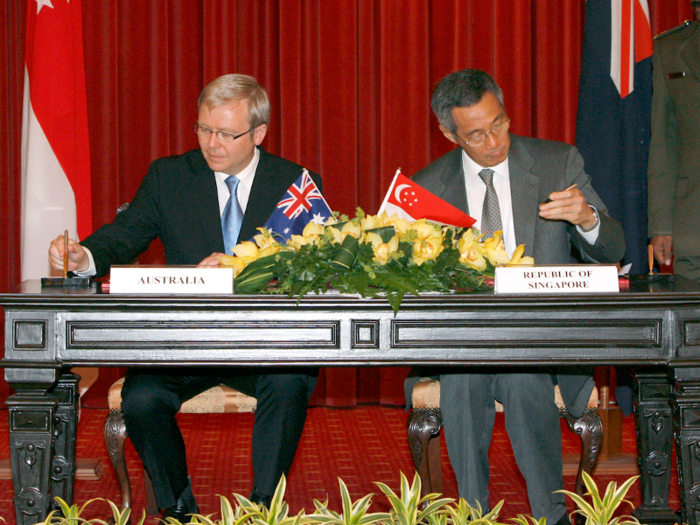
[[431, 69, 504, 134]]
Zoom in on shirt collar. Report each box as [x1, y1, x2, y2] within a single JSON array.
[[213, 146, 260, 190], [461, 148, 509, 183]]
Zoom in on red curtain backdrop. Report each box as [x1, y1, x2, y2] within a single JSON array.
[[0, 0, 694, 406]]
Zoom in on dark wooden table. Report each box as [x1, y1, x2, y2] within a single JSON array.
[[2, 278, 699, 525]]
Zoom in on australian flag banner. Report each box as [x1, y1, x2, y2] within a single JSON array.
[[575, 0, 653, 275], [263, 169, 333, 242]]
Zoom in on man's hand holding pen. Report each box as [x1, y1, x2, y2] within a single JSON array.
[[48, 234, 90, 273], [539, 183, 597, 229]]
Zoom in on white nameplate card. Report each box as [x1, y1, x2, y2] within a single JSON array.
[[494, 265, 619, 294], [109, 266, 234, 294]]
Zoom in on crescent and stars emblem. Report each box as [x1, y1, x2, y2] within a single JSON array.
[[394, 184, 418, 207]]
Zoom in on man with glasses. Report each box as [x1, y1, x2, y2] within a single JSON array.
[[407, 69, 624, 525], [648, 1, 700, 281], [48, 74, 320, 521]]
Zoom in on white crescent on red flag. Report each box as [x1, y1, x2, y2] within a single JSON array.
[[378, 170, 476, 228], [21, 0, 93, 279]]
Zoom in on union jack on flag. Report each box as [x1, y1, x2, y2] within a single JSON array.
[[261, 169, 333, 241], [277, 170, 325, 219]]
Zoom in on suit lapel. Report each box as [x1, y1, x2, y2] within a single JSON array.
[[681, 23, 700, 84], [436, 148, 470, 214], [241, 147, 299, 241], [188, 152, 226, 252], [507, 136, 540, 253]]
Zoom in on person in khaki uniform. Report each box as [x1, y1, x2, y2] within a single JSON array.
[[648, 2, 700, 280]]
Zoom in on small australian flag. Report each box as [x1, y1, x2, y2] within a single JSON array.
[[263, 169, 333, 242]]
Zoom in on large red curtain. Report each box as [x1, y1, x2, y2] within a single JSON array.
[[0, 0, 694, 406]]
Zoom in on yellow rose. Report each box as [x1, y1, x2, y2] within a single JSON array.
[[288, 221, 325, 250], [326, 221, 361, 245], [377, 212, 411, 236], [258, 244, 281, 259], [410, 219, 439, 241], [366, 232, 399, 265], [340, 221, 362, 241], [360, 214, 382, 231], [253, 229, 281, 252], [412, 233, 445, 265], [457, 229, 487, 271], [229, 258, 249, 278], [217, 254, 251, 278], [327, 225, 342, 245], [232, 240, 260, 259], [482, 231, 511, 266], [482, 230, 503, 250], [508, 244, 535, 266]]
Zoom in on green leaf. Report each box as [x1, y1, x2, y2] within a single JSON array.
[[330, 236, 360, 270], [557, 473, 640, 525]]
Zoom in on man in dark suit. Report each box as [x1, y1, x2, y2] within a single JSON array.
[[648, 2, 700, 281], [48, 74, 319, 520], [410, 69, 625, 525]]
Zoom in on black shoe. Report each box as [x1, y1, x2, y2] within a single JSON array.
[[161, 502, 190, 522], [249, 489, 273, 508], [161, 479, 199, 522]]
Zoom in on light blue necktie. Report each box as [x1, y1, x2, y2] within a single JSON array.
[[222, 176, 244, 254]]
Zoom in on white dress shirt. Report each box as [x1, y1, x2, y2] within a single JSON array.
[[214, 147, 259, 215], [461, 150, 517, 256], [461, 149, 599, 258]]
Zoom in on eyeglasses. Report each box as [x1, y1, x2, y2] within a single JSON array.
[[194, 124, 254, 143], [458, 118, 511, 148]]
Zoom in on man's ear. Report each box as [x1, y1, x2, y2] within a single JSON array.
[[253, 124, 268, 145], [439, 124, 458, 145]]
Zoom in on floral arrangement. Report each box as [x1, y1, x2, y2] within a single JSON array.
[[218, 210, 534, 313]]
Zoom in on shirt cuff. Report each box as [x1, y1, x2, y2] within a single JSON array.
[[72, 246, 97, 277], [576, 206, 600, 245]]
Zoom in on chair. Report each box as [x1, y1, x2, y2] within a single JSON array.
[[406, 379, 602, 504], [102, 203, 259, 515], [104, 378, 257, 515]]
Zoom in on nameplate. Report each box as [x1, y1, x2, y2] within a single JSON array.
[[109, 266, 234, 294], [494, 265, 619, 294]]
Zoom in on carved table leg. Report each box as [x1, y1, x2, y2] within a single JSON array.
[[562, 407, 603, 498], [632, 369, 678, 525], [49, 371, 80, 511], [6, 387, 59, 525], [672, 366, 700, 525], [407, 408, 443, 498], [104, 410, 133, 515]]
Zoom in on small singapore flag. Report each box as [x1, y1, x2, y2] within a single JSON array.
[[378, 169, 475, 228]]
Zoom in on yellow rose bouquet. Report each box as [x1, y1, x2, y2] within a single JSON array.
[[220, 209, 533, 313]]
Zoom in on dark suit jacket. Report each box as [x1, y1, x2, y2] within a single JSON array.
[[409, 134, 626, 417], [648, 20, 700, 260], [413, 135, 625, 265], [82, 147, 320, 277]]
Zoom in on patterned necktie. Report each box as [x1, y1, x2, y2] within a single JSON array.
[[478, 168, 502, 238], [222, 176, 244, 254]]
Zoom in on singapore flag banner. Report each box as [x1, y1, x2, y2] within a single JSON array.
[[378, 169, 475, 228], [21, 0, 93, 279]]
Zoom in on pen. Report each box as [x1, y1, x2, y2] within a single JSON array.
[[648, 243, 655, 275], [542, 183, 577, 204], [63, 230, 69, 278]]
